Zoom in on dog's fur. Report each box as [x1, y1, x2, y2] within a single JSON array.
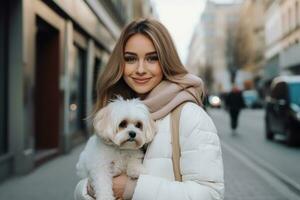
[[76, 98, 156, 200]]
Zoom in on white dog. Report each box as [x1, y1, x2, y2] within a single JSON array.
[[76, 98, 156, 200]]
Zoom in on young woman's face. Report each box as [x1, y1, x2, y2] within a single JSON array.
[[123, 33, 163, 97]]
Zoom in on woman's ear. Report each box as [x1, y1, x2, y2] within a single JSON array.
[[93, 106, 114, 144], [145, 118, 157, 143]]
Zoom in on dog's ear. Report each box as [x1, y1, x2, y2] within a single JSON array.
[[145, 118, 157, 143], [93, 106, 114, 144]]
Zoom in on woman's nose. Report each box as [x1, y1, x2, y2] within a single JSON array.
[[136, 59, 146, 74]]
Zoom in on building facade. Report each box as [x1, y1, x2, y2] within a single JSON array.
[[264, 0, 300, 86], [231, 0, 269, 91], [187, 0, 241, 93], [264, 0, 282, 86], [0, 0, 153, 182]]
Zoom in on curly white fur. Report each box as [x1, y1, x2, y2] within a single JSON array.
[[76, 98, 156, 200]]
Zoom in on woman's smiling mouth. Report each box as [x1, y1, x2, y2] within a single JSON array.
[[132, 78, 151, 84]]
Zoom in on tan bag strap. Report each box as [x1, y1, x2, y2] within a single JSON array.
[[171, 103, 186, 182]]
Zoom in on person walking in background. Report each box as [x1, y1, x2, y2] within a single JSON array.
[[225, 85, 245, 135]]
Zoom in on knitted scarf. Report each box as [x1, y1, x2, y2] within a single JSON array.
[[142, 74, 204, 120]]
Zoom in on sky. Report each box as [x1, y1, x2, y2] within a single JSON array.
[[151, 0, 241, 64]]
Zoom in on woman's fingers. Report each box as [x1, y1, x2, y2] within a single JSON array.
[[87, 179, 96, 199]]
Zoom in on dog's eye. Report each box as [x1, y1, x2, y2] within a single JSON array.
[[135, 121, 143, 130], [119, 120, 128, 128]]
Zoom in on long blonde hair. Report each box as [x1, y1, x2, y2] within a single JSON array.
[[93, 18, 203, 115]]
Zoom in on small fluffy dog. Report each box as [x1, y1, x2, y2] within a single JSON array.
[[76, 98, 156, 200]]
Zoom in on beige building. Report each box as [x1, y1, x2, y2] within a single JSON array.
[[187, 1, 241, 93], [264, 0, 300, 86], [279, 0, 300, 75], [233, 0, 268, 90], [0, 0, 153, 182], [264, 0, 282, 84]]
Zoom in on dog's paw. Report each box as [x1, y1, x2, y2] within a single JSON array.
[[111, 169, 122, 177], [111, 162, 123, 177], [127, 165, 147, 178]]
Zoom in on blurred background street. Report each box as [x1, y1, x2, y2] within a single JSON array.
[[1, 0, 300, 199]]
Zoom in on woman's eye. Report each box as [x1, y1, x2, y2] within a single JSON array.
[[124, 56, 137, 63], [146, 55, 159, 63]]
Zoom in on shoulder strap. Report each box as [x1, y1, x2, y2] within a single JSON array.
[[170, 103, 186, 182]]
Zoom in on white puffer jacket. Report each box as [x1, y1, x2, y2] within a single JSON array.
[[75, 102, 224, 200]]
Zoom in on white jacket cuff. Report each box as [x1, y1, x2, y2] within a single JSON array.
[[74, 179, 95, 200]]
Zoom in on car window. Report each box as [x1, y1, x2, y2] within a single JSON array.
[[271, 82, 288, 101], [288, 83, 300, 106]]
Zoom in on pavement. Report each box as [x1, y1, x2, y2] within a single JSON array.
[[0, 109, 300, 199], [0, 145, 83, 200]]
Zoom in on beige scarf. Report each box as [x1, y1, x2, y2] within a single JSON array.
[[143, 74, 204, 120]]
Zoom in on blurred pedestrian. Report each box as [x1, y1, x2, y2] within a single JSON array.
[[74, 18, 224, 200], [225, 85, 245, 134]]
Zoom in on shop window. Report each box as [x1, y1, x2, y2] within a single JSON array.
[[92, 58, 102, 104], [69, 45, 87, 134]]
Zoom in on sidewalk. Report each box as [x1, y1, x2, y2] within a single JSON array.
[[0, 140, 298, 200], [0, 145, 84, 200]]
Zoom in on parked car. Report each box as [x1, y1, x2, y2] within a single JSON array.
[[242, 90, 263, 108], [265, 76, 300, 146]]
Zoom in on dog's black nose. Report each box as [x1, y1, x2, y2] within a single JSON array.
[[129, 131, 136, 138]]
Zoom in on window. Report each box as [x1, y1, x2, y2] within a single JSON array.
[[288, 83, 300, 106], [289, 7, 292, 32], [271, 82, 288, 101], [296, 1, 299, 27], [69, 45, 87, 134], [92, 57, 102, 104], [283, 12, 288, 34]]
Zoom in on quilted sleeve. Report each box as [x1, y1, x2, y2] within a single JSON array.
[[74, 179, 95, 200]]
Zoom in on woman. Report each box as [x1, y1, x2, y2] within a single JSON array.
[[75, 18, 224, 200]]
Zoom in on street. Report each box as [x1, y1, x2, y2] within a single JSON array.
[[209, 108, 300, 200], [0, 108, 300, 199]]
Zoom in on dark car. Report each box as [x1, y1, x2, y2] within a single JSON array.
[[265, 76, 300, 146]]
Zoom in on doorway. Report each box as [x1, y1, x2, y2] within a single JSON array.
[[34, 17, 60, 163]]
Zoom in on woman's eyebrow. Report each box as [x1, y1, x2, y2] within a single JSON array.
[[124, 51, 157, 56], [124, 52, 137, 56], [145, 51, 157, 56]]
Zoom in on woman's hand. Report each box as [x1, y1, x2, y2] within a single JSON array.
[[113, 174, 128, 200], [87, 175, 128, 200], [87, 179, 96, 199]]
